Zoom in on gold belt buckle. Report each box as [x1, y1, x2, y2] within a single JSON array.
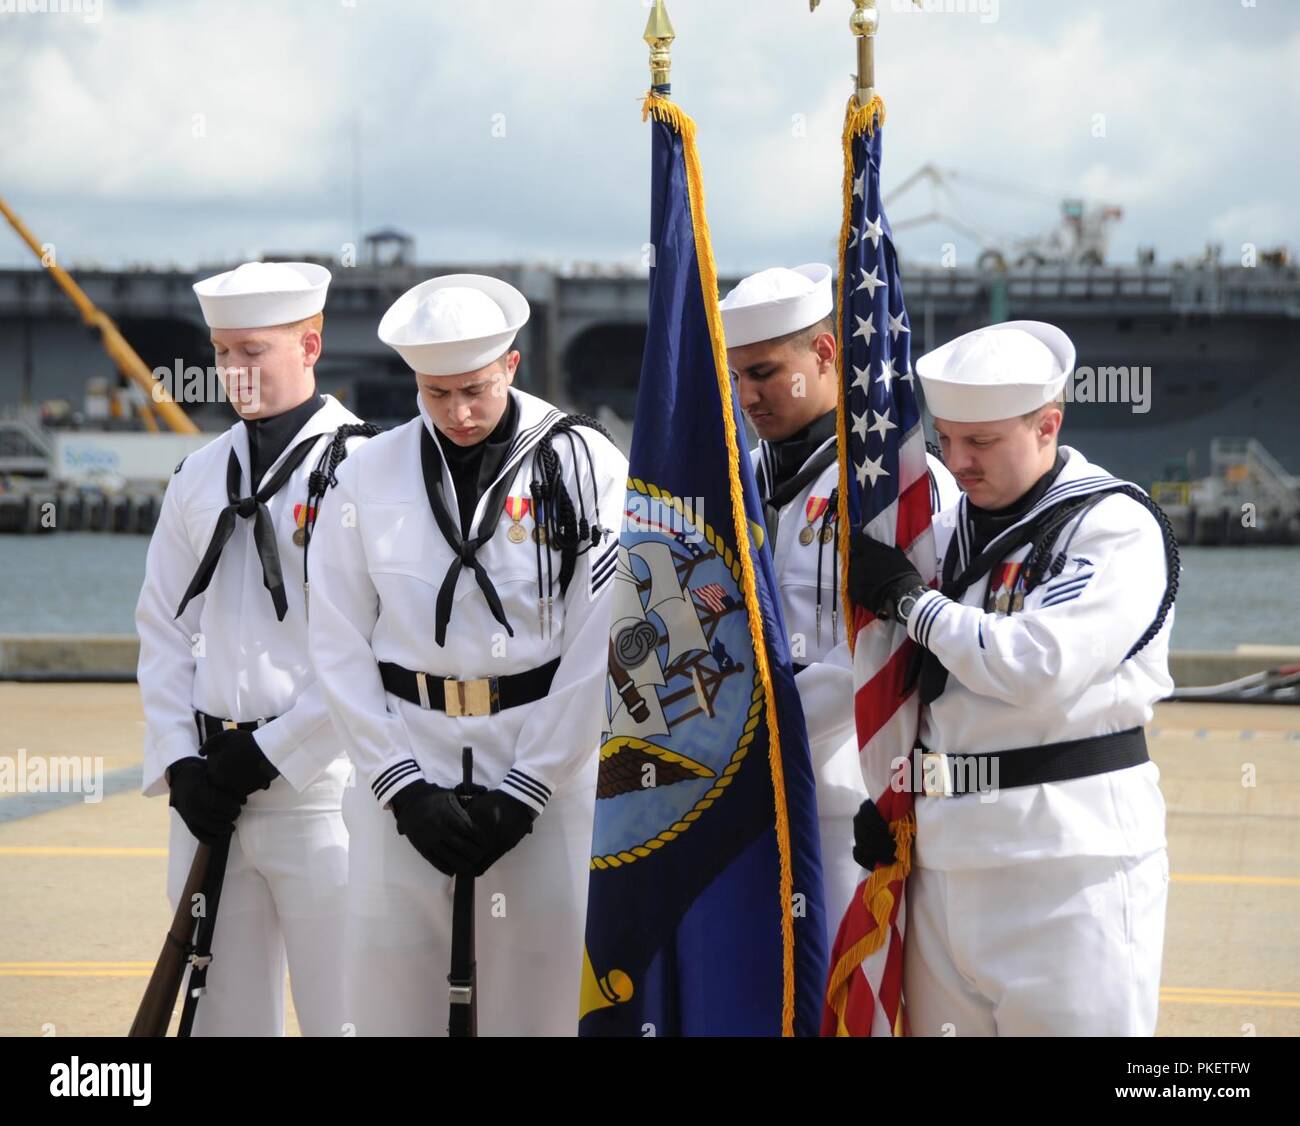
[[921, 752, 954, 798], [444, 677, 498, 718]]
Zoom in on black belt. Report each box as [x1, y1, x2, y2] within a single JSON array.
[[914, 726, 1149, 798], [194, 711, 276, 745], [378, 658, 560, 718]]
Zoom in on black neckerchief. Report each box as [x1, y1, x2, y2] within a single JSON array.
[[760, 410, 839, 541], [765, 409, 838, 498], [175, 433, 323, 622], [965, 449, 1067, 557], [420, 422, 519, 648], [245, 393, 325, 488], [434, 394, 520, 538]]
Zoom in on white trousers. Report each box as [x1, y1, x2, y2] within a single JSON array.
[[816, 732, 871, 950], [166, 766, 349, 1036], [904, 849, 1170, 1036], [819, 814, 868, 949], [341, 773, 594, 1036]]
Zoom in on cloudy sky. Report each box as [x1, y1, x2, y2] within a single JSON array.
[[1, 0, 1296, 276]]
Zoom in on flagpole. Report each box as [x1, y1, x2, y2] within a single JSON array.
[[644, 0, 676, 97], [810, 0, 878, 106]]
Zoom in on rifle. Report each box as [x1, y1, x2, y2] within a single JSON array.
[[176, 834, 231, 1037], [448, 746, 479, 1038], [128, 841, 212, 1037]]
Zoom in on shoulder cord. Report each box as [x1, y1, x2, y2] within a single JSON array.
[[1017, 484, 1181, 660], [533, 413, 613, 587], [519, 414, 618, 638], [813, 486, 840, 648], [301, 423, 384, 595]]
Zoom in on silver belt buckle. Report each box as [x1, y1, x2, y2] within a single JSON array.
[[221, 719, 239, 732], [415, 672, 432, 710], [444, 677, 497, 718], [921, 752, 955, 798], [449, 985, 473, 1006]]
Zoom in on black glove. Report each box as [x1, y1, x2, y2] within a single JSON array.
[[200, 729, 279, 798], [466, 790, 537, 876], [852, 798, 897, 871], [848, 531, 923, 620], [167, 757, 245, 846], [389, 780, 488, 878]]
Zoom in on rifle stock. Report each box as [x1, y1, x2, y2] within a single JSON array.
[[128, 842, 210, 1037]]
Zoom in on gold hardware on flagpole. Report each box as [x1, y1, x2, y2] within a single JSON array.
[[810, 0, 879, 107], [644, 0, 676, 91]]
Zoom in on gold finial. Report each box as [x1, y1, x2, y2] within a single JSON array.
[[811, 0, 879, 107], [644, 0, 676, 91]]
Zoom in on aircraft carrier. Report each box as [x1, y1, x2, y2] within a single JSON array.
[[0, 230, 1297, 531]]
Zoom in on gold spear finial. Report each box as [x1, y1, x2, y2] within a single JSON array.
[[644, 0, 676, 91], [810, 0, 880, 107]]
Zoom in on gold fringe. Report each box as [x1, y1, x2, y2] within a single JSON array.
[[824, 810, 914, 1036], [835, 94, 887, 656], [642, 91, 800, 1037]]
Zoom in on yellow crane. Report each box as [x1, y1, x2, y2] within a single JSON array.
[[0, 194, 197, 434]]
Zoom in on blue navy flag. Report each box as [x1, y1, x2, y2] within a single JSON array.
[[579, 95, 828, 1037]]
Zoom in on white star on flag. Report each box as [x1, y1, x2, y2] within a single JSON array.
[[876, 357, 896, 392], [853, 170, 865, 200], [868, 410, 897, 439], [852, 315, 876, 344], [851, 364, 871, 393], [863, 214, 884, 249], [856, 455, 889, 488], [856, 266, 885, 297], [900, 365, 915, 385], [852, 411, 870, 442], [889, 311, 910, 340]]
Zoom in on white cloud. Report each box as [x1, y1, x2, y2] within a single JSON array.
[[0, 0, 1295, 271], [0, 2, 352, 204]]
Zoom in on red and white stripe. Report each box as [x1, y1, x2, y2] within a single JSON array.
[[836, 423, 936, 1036]]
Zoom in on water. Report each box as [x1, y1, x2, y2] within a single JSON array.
[[1168, 546, 1300, 651], [0, 535, 1296, 652], [1, 534, 150, 635]]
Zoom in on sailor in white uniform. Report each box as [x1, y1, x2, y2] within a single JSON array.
[[847, 320, 1178, 1036], [306, 274, 628, 1036], [720, 264, 959, 938], [135, 261, 375, 1035]]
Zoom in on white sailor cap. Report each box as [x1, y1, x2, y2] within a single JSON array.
[[719, 263, 834, 349], [193, 261, 331, 330], [915, 320, 1076, 423], [379, 274, 530, 377]]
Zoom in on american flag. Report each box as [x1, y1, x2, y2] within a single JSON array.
[[692, 582, 730, 616], [822, 102, 938, 1038]]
